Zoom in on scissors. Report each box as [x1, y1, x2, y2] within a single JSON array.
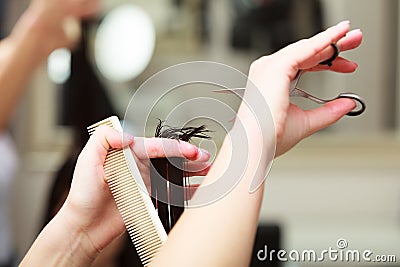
[[213, 70, 365, 116], [213, 44, 366, 116], [288, 70, 365, 116]]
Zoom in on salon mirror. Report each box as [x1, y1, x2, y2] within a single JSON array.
[[94, 4, 156, 83]]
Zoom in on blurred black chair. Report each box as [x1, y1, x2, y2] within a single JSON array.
[[251, 224, 282, 267]]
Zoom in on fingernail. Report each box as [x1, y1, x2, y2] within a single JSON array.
[[123, 133, 135, 144], [342, 98, 356, 111], [181, 141, 195, 151], [347, 28, 362, 36], [179, 142, 195, 158], [331, 98, 355, 115], [198, 148, 210, 159], [345, 99, 357, 112], [337, 20, 350, 27]]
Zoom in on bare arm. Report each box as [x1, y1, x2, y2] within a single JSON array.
[[0, 15, 45, 129], [0, 0, 99, 130], [150, 21, 362, 267], [20, 21, 363, 267], [19, 127, 211, 267], [151, 101, 271, 266]]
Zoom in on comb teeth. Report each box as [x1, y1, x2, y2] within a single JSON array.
[[88, 116, 167, 266]]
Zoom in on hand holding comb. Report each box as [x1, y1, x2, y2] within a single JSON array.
[[87, 116, 167, 266]]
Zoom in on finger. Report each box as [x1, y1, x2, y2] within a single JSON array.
[[64, 0, 100, 18], [316, 29, 362, 65], [93, 125, 134, 150], [81, 125, 134, 165], [304, 98, 356, 137], [185, 163, 212, 176], [132, 137, 211, 161], [313, 28, 363, 69], [302, 28, 362, 72], [308, 57, 358, 73], [79, 1, 101, 18], [276, 20, 351, 72], [337, 29, 363, 52], [190, 147, 211, 162]]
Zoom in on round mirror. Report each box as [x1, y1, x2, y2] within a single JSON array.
[[95, 4, 156, 83]]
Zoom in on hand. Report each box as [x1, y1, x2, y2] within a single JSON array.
[[20, 0, 100, 56], [247, 21, 363, 156], [59, 126, 210, 254], [132, 136, 212, 194]]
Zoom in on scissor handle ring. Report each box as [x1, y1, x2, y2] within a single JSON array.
[[319, 43, 340, 67], [336, 93, 366, 116]]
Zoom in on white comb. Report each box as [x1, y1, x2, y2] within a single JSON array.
[[87, 116, 167, 266]]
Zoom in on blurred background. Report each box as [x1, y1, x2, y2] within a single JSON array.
[[1, 0, 399, 266]]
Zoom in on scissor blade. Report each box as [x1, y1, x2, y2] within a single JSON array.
[[214, 85, 305, 98], [213, 70, 302, 97], [212, 88, 246, 97]]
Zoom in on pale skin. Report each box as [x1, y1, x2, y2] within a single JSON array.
[[20, 21, 363, 266], [0, 0, 100, 130], [20, 130, 211, 266]]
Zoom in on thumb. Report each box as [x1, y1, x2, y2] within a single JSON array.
[[304, 98, 356, 137], [79, 125, 134, 166]]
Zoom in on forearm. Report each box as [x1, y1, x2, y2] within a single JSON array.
[[0, 2, 77, 130], [151, 91, 272, 266], [0, 8, 51, 130], [20, 206, 99, 267]]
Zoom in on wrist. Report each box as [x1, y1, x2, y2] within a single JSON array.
[[20, 208, 99, 267], [55, 205, 100, 263]]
